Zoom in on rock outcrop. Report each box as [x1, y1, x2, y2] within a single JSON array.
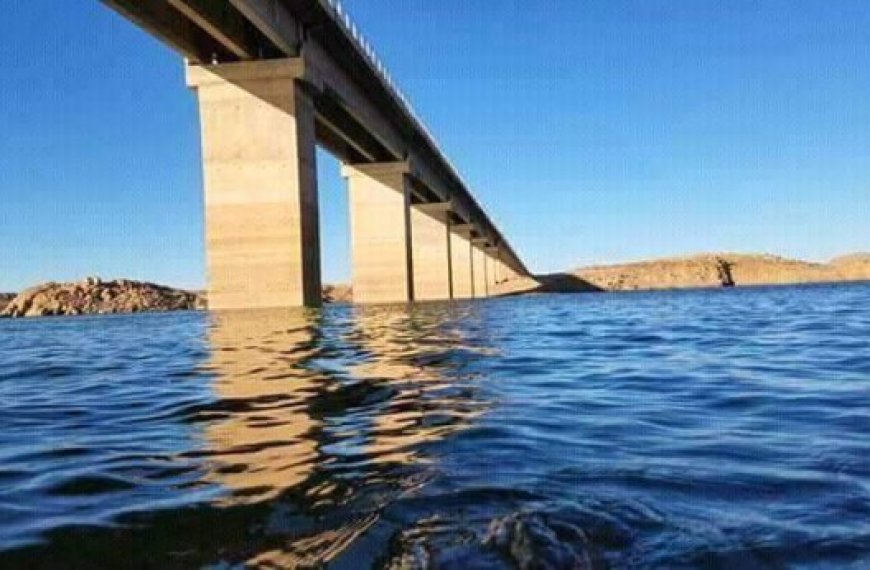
[[0, 279, 356, 318], [493, 253, 870, 296], [4, 253, 867, 317], [576, 255, 736, 291], [829, 254, 870, 281], [1, 278, 204, 318], [322, 283, 353, 304], [581, 253, 870, 291]]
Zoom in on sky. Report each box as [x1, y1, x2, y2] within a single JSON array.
[[1, 0, 869, 291]]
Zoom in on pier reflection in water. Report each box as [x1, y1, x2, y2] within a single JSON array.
[[7, 285, 869, 568], [0, 303, 491, 568], [197, 305, 488, 567]]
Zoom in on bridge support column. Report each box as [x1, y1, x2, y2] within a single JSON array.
[[450, 228, 474, 299], [187, 59, 321, 310], [486, 247, 499, 291], [343, 162, 414, 304], [411, 204, 452, 301], [472, 244, 489, 298]]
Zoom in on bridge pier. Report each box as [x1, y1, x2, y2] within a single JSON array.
[[104, 2, 531, 310], [450, 228, 474, 299], [411, 203, 453, 302], [343, 162, 415, 304], [487, 247, 502, 289], [187, 59, 322, 310], [472, 243, 489, 298]]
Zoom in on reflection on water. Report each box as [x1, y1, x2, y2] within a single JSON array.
[[0, 303, 491, 568], [2, 284, 870, 568], [198, 306, 487, 567], [202, 309, 322, 507]]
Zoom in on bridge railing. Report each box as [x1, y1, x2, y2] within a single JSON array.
[[318, 3, 490, 212], [318, 0, 523, 270]]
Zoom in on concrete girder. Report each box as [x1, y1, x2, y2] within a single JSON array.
[[166, 0, 264, 60], [101, 0, 234, 63], [302, 40, 406, 162], [229, 0, 301, 56]]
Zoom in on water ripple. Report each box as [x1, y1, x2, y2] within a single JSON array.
[[0, 283, 868, 567]]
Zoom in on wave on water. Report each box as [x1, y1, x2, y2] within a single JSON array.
[[0, 283, 868, 568]]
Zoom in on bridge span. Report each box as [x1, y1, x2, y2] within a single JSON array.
[[101, 0, 530, 308]]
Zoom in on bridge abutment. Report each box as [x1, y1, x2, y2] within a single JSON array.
[[187, 59, 322, 310]]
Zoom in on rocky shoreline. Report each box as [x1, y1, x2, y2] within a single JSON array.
[[495, 253, 870, 295], [0, 278, 358, 319], [576, 253, 870, 291], [2, 253, 867, 318], [0, 278, 204, 318]]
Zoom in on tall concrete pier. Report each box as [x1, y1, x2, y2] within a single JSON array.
[[102, 0, 529, 308]]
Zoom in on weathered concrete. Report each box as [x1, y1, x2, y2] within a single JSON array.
[[411, 203, 452, 301], [450, 228, 474, 299], [103, 1, 532, 310], [344, 162, 414, 304], [486, 247, 502, 289], [187, 59, 321, 310], [473, 245, 489, 298]]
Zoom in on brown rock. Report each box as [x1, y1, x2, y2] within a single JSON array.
[[0, 294, 14, 314], [0, 278, 204, 319], [322, 283, 353, 304], [494, 252, 870, 297]]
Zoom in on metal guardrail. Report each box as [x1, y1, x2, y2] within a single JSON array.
[[318, 0, 515, 253], [320, 0, 439, 162]]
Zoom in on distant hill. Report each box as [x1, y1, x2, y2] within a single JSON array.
[[322, 283, 353, 304], [494, 253, 870, 295], [3, 253, 867, 317]]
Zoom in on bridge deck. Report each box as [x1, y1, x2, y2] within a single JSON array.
[[101, 0, 528, 275]]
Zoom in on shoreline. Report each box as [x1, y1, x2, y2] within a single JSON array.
[[495, 252, 870, 296], [3, 252, 868, 318]]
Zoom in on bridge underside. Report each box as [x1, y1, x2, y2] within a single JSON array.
[[103, 0, 528, 308]]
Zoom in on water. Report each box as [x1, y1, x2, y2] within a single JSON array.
[[1, 283, 869, 569]]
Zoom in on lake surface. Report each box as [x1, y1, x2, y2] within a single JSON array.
[[1, 283, 869, 569]]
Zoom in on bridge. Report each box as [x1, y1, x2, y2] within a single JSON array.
[[101, 0, 530, 309]]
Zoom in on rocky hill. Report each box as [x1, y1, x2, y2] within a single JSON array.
[[577, 255, 736, 291], [1, 278, 204, 318], [829, 254, 870, 281], [494, 253, 870, 295], [0, 278, 357, 319], [3, 253, 867, 317], [323, 283, 353, 303]]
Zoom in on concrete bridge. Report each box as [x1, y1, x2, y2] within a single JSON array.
[[101, 0, 530, 309]]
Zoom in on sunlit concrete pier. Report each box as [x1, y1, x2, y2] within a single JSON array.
[[102, 0, 529, 309]]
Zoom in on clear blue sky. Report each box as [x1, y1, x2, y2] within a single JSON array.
[[1, 1, 868, 291]]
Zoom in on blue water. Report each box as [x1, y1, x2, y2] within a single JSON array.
[[1, 283, 869, 568]]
